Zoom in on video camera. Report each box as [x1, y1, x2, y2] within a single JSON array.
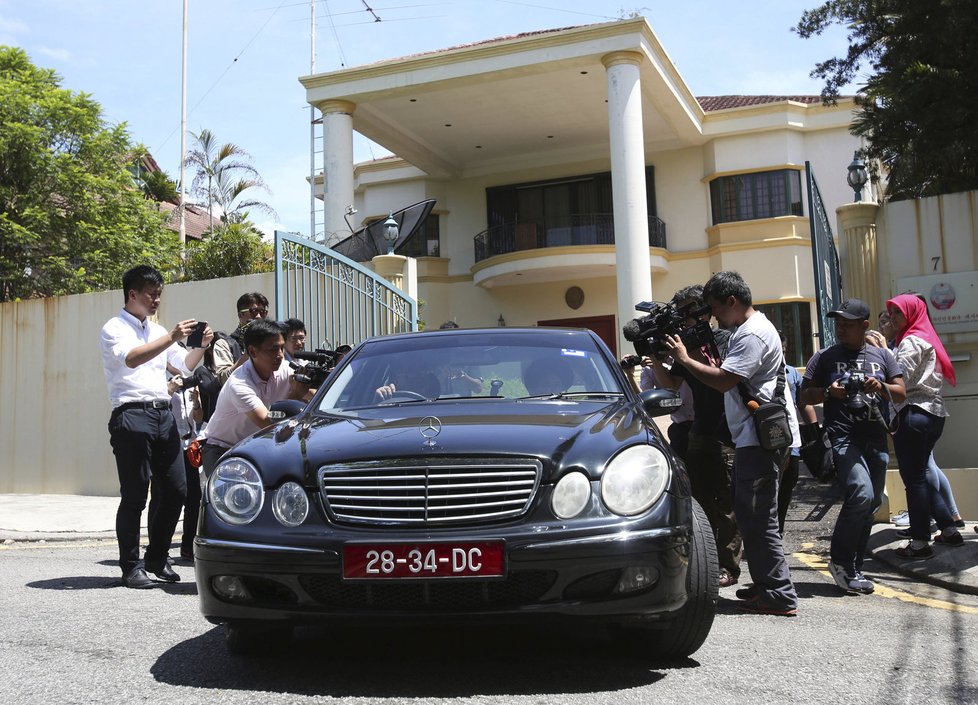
[[622, 299, 717, 359], [290, 349, 340, 388]]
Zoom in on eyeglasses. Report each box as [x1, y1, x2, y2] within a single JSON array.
[[239, 306, 268, 317]]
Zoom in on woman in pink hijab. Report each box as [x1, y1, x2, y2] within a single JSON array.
[[886, 293, 960, 559]]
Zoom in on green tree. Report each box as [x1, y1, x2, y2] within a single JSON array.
[[138, 168, 179, 206], [796, 0, 978, 200], [182, 220, 273, 281], [0, 46, 180, 301], [184, 128, 277, 230]]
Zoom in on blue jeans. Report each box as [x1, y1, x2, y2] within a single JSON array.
[[927, 453, 960, 518], [893, 406, 952, 541], [829, 434, 889, 574]]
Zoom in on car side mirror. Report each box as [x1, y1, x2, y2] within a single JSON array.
[[268, 399, 306, 420], [639, 388, 683, 418]]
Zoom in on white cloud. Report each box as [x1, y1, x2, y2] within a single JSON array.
[[36, 45, 71, 62], [0, 15, 29, 34]]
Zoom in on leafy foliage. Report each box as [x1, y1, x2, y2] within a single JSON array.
[[182, 221, 273, 281], [184, 128, 277, 228], [0, 46, 180, 301], [796, 0, 978, 200], [138, 168, 179, 205]]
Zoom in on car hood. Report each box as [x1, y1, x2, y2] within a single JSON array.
[[231, 399, 662, 487]]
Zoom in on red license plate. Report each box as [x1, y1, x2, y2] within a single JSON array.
[[343, 541, 505, 580]]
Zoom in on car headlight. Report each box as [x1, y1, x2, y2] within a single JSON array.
[[600, 445, 670, 516], [551, 471, 591, 519], [209, 458, 264, 525], [272, 481, 309, 527]]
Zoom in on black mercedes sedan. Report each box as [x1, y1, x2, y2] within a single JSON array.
[[195, 327, 718, 658]]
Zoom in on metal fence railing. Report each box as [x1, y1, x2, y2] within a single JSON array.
[[275, 231, 417, 350]]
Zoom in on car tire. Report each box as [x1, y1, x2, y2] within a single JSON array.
[[225, 622, 293, 656], [620, 498, 719, 661]]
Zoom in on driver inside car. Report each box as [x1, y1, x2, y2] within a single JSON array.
[[374, 362, 441, 402]]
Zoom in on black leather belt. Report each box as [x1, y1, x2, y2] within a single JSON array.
[[115, 399, 171, 413]]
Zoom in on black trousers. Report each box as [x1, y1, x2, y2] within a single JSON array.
[[108, 406, 187, 574], [181, 451, 202, 554]]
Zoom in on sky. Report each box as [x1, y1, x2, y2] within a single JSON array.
[[0, 0, 858, 238]]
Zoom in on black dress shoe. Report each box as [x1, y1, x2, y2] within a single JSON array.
[[145, 561, 181, 583], [123, 567, 155, 589]]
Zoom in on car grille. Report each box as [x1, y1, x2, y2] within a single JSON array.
[[299, 571, 556, 611], [319, 459, 541, 526]]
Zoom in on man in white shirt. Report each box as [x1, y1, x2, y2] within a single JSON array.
[[664, 271, 799, 616], [199, 320, 310, 476], [100, 265, 212, 589]]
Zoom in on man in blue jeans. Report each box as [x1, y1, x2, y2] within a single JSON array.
[[800, 299, 905, 594]]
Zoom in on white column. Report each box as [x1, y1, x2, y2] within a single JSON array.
[[319, 99, 356, 246], [603, 51, 652, 354]]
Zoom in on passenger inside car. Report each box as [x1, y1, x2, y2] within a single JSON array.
[[523, 357, 575, 396]]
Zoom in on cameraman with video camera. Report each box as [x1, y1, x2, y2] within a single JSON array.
[[198, 320, 312, 478], [800, 299, 905, 595], [628, 284, 742, 589]]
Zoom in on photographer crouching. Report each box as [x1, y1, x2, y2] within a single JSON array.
[[623, 284, 742, 589], [799, 299, 905, 596]]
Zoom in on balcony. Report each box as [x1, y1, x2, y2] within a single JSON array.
[[474, 214, 667, 263]]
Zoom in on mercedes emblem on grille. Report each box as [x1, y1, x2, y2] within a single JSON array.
[[420, 416, 442, 447]]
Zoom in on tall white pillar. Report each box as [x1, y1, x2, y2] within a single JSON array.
[[602, 51, 652, 354], [319, 99, 356, 246]]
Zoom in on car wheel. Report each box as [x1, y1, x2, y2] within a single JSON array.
[[225, 622, 293, 656], [621, 498, 719, 660]]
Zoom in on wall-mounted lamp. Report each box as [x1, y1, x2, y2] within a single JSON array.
[[846, 151, 868, 202], [383, 212, 399, 254], [497, 314, 506, 327]]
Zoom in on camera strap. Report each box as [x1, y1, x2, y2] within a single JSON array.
[[736, 356, 786, 410]]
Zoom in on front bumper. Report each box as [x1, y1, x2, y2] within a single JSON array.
[[194, 522, 691, 626]]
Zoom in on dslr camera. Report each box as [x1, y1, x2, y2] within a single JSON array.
[[622, 299, 716, 359], [290, 349, 340, 388]]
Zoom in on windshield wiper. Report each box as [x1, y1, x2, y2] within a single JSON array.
[[517, 391, 624, 401]]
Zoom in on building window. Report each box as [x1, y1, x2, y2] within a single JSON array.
[[754, 302, 813, 367], [397, 214, 440, 257], [486, 168, 656, 243], [709, 169, 803, 225]]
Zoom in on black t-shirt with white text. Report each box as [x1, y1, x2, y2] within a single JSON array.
[[803, 343, 901, 441]]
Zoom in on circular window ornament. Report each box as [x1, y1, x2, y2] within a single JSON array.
[[565, 286, 584, 310]]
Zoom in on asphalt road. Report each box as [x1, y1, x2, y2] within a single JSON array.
[[2, 478, 978, 705]]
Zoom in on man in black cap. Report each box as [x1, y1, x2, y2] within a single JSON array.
[[800, 298, 905, 595]]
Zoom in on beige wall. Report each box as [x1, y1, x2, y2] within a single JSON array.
[[0, 272, 273, 496], [874, 190, 978, 470]]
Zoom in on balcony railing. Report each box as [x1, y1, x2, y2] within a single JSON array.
[[474, 213, 666, 263]]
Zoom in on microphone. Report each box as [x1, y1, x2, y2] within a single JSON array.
[[622, 318, 644, 342]]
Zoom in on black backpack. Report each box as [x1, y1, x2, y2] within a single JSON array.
[[196, 331, 243, 422]]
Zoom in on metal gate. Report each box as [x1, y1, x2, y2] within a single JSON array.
[[274, 231, 417, 351], [806, 162, 842, 348]]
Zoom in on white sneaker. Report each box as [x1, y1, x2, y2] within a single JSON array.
[[849, 571, 875, 594], [893, 510, 910, 527]]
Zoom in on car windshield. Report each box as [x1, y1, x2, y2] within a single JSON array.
[[315, 330, 624, 413]]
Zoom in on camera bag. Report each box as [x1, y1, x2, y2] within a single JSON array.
[[738, 361, 791, 451]]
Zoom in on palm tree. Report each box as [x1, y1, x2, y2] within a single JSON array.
[[139, 169, 179, 206], [184, 128, 276, 231]]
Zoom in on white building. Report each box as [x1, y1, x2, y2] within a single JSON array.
[[302, 17, 861, 366]]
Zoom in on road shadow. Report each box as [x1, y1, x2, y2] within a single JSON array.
[[26, 576, 120, 590], [152, 622, 674, 696], [27, 576, 198, 594]]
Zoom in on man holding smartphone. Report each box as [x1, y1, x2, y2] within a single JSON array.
[[100, 265, 213, 589]]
